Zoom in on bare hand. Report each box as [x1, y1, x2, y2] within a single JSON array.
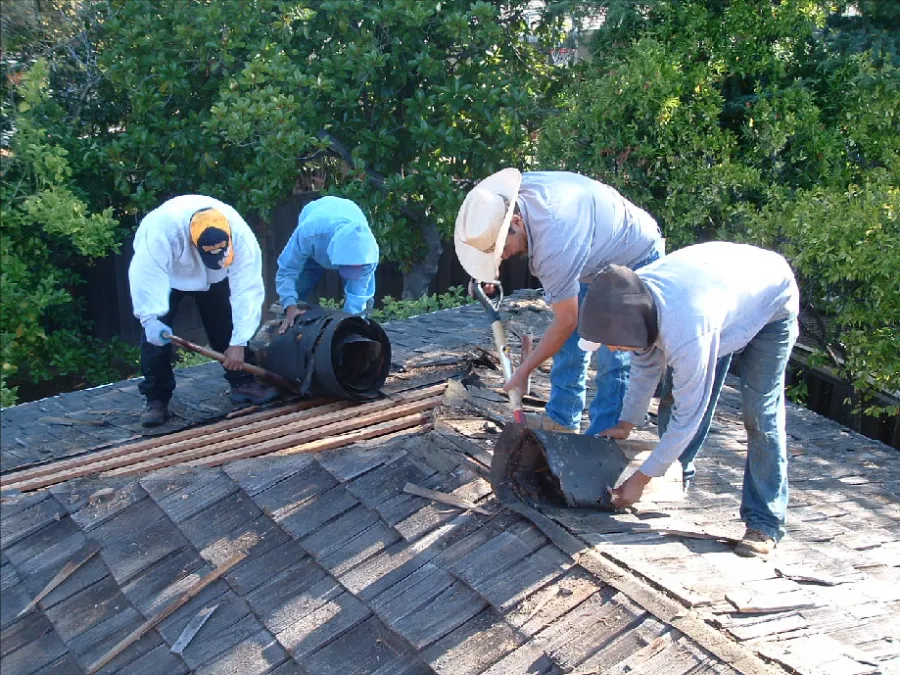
[[468, 280, 497, 298], [596, 422, 635, 440], [608, 471, 651, 510], [502, 364, 530, 395], [278, 304, 306, 334], [223, 345, 245, 371]]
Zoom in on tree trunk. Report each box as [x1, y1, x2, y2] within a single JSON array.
[[401, 220, 443, 299]]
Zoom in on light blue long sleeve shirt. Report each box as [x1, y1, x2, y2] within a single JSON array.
[[621, 243, 799, 477], [275, 196, 379, 315]]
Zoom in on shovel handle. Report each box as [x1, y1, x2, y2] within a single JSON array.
[[163, 333, 299, 394]]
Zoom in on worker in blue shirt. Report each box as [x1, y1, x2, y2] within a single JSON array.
[[275, 196, 379, 333]]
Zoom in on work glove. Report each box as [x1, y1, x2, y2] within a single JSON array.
[[143, 318, 172, 347]]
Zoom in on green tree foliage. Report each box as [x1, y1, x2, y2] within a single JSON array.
[[91, 0, 563, 295], [538, 0, 899, 413], [1, 60, 136, 407]]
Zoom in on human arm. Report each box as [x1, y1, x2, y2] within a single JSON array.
[[128, 223, 176, 340], [226, 230, 265, 347], [635, 335, 721, 477], [343, 265, 377, 315], [502, 295, 579, 394], [274, 225, 310, 311]]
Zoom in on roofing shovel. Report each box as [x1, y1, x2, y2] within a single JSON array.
[[470, 284, 631, 511], [163, 333, 300, 395], [471, 281, 526, 424]]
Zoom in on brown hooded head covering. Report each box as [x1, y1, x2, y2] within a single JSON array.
[[578, 264, 658, 350]]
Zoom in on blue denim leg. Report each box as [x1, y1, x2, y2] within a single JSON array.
[[544, 286, 591, 430], [657, 354, 732, 482], [737, 316, 798, 542], [294, 260, 326, 305], [584, 347, 631, 435]]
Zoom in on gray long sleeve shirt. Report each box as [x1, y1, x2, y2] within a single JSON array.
[[516, 172, 662, 304], [621, 242, 800, 477]]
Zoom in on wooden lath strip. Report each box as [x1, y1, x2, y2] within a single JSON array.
[[196, 412, 433, 467], [105, 396, 442, 477], [6, 385, 445, 492], [1, 396, 334, 485]]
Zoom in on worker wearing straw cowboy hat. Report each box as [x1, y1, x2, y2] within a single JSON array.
[[455, 169, 664, 435]]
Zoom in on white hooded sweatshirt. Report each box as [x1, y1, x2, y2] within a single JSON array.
[[128, 195, 264, 346]]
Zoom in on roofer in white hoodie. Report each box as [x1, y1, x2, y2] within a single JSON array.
[[129, 195, 277, 426], [578, 242, 799, 558]]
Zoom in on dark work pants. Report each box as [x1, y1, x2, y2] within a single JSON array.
[[139, 279, 254, 403]]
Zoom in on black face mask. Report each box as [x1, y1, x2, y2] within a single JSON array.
[[578, 265, 658, 349]]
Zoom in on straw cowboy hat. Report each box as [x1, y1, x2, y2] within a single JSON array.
[[454, 168, 522, 282]]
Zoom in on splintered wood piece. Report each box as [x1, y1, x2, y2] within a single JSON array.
[[653, 528, 742, 545], [86, 552, 246, 674], [402, 482, 494, 516], [17, 543, 100, 617], [725, 590, 820, 615]]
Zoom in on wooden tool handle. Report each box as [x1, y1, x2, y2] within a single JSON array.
[[164, 333, 298, 394]]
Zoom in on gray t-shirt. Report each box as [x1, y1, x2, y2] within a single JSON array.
[[517, 171, 661, 304], [620, 242, 800, 477]]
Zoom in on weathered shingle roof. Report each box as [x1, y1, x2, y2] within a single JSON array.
[[2, 293, 898, 675]]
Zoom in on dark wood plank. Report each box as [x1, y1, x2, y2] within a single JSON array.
[[370, 563, 455, 624], [1, 608, 53, 658], [505, 568, 610, 638], [115, 643, 189, 675], [338, 512, 486, 602], [2, 514, 80, 570], [546, 592, 649, 671], [44, 574, 129, 642], [223, 454, 315, 496], [0, 494, 65, 549], [89, 503, 189, 585], [315, 434, 410, 482], [319, 518, 401, 577], [393, 475, 494, 543], [192, 630, 289, 675], [68, 482, 149, 532], [120, 548, 212, 616], [12, 530, 90, 597], [300, 505, 383, 561], [0, 582, 32, 629], [346, 457, 436, 512], [301, 615, 423, 675], [70, 609, 165, 675], [275, 589, 371, 660], [198, 514, 291, 569], [245, 558, 330, 635], [248, 462, 339, 520], [178, 613, 264, 671], [0, 625, 69, 675], [573, 617, 671, 675], [141, 469, 239, 523], [392, 580, 488, 649], [423, 607, 524, 675], [224, 539, 308, 596], [271, 486, 359, 540], [474, 544, 573, 612], [178, 489, 264, 549], [449, 530, 542, 590]]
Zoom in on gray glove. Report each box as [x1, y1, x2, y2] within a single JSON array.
[[144, 318, 172, 347]]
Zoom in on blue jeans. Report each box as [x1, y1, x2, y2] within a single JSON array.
[[544, 243, 664, 434], [657, 315, 798, 541]]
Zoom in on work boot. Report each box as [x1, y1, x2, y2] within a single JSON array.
[[231, 381, 278, 405], [525, 412, 578, 434], [734, 528, 776, 558], [140, 400, 170, 427]]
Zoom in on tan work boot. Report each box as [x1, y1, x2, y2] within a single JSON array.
[[525, 412, 578, 434], [734, 528, 776, 558]]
